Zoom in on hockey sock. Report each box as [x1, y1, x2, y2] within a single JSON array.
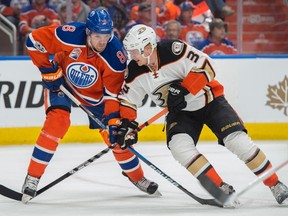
[[100, 130, 144, 182], [28, 109, 70, 178], [187, 154, 223, 187], [246, 148, 278, 187]]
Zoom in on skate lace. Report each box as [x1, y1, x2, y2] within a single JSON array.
[[135, 177, 150, 192], [220, 182, 235, 195], [25, 176, 39, 191], [271, 182, 288, 200]]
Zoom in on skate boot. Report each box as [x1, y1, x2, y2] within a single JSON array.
[[270, 181, 288, 204], [220, 182, 240, 207], [21, 174, 40, 204], [122, 172, 161, 196]]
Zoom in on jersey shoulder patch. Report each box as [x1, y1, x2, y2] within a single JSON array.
[[158, 40, 187, 67], [55, 22, 87, 46]]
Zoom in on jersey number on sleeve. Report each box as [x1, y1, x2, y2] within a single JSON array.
[[62, 25, 76, 32], [186, 51, 199, 63]]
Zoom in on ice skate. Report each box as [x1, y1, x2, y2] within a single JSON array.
[[21, 174, 40, 204], [270, 181, 288, 204], [122, 172, 161, 196], [220, 182, 240, 207]]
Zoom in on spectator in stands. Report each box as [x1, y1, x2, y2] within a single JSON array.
[[86, 0, 101, 10], [19, 0, 60, 37], [48, 0, 65, 10], [123, 2, 165, 41], [197, 18, 237, 55], [203, 0, 234, 20], [178, 1, 208, 47], [0, 0, 30, 26], [55, 0, 90, 24], [119, 0, 138, 15], [163, 19, 181, 40], [129, 0, 158, 21], [156, 0, 180, 25], [99, 0, 129, 36], [56, 3, 71, 24], [70, 0, 90, 22]]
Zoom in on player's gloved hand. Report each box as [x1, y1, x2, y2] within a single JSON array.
[[117, 119, 139, 150], [108, 118, 121, 144], [167, 82, 189, 113], [39, 61, 64, 91]]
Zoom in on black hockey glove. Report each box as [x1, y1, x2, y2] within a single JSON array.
[[167, 83, 189, 113], [117, 119, 139, 150]]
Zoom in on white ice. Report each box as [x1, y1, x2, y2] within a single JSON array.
[[0, 141, 288, 216]]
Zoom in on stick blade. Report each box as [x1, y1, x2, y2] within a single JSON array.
[[0, 185, 22, 201], [199, 176, 230, 205]]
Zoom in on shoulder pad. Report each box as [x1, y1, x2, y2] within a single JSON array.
[[125, 61, 149, 83], [55, 22, 87, 46], [99, 36, 127, 72], [158, 40, 187, 66]]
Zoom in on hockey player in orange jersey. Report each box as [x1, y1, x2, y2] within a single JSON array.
[[117, 24, 288, 207], [21, 8, 159, 204]]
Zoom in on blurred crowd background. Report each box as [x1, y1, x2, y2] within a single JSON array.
[[0, 0, 287, 56]]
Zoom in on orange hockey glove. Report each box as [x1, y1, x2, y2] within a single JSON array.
[[39, 61, 64, 91]]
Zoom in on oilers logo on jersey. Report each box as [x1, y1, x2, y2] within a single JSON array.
[[66, 63, 98, 88], [186, 31, 204, 45]]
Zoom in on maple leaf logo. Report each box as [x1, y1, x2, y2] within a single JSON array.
[[266, 75, 288, 116]]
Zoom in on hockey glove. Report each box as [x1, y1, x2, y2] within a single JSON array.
[[167, 83, 189, 113], [117, 119, 139, 150], [108, 118, 121, 144], [39, 61, 64, 91]]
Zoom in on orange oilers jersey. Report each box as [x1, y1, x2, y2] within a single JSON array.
[[19, 4, 60, 34], [26, 22, 127, 116], [179, 22, 208, 47], [197, 38, 237, 55]]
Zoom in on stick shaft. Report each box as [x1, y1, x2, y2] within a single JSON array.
[[237, 160, 288, 197]]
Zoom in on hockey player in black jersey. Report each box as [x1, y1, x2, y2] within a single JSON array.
[[116, 24, 288, 206]]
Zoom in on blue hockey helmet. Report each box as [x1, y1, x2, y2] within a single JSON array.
[[86, 8, 113, 35]]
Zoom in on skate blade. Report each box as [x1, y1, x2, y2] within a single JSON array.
[[150, 190, 162, 196], [21, 194, 33, 204], [223, 194, 241, 208]]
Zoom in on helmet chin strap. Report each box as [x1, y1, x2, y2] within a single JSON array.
[[141, 46, 155, 65], [87, 36, 99, 53]]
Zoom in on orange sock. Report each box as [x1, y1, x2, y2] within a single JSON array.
[[187, 154, 223, 187], [28, 109, 70, 178], [205, 167, 223, 187], [100, 130, 144, 182]]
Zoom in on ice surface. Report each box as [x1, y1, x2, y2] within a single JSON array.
[[0, 141, 287, 216]]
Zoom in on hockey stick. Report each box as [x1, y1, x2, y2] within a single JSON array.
[[0, 87, 167, 202], [224, 159, 288, 206], [127, 147, 222, 207], [200, 159, 288, 206], [60, 86, 220, 206]]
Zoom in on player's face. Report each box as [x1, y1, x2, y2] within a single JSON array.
[[89, 32, 111, 52], [127, 45, 152, 66]]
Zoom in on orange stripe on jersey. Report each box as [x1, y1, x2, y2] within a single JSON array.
[[182, 72, 210, 95], [207, 80, 224, 99]]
